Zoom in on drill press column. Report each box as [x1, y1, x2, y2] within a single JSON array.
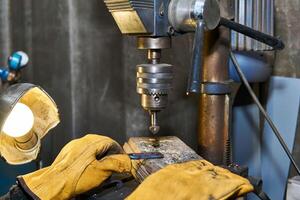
[[136, 37, 173, 134], [197, 3, 232, 165]]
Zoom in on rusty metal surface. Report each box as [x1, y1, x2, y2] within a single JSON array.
[[202, 27, 230, 82], [273, 1, 300, 78], [198, 94, 230, 164], [198, 25, 231, 165]]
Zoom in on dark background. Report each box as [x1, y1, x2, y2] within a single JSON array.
[[0, 0, 200, 165]]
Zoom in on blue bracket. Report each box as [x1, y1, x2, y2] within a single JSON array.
[[8, 52, 23, 70], [201, 82, 233, 95], [0, 51, 29, 82], [0, 69, 9, 81]]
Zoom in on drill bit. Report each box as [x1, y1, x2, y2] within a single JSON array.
[[149, 111, 160, 147], [149, 111, 160, 134]]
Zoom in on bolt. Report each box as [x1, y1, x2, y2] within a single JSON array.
[[168, 26, 175, 35]]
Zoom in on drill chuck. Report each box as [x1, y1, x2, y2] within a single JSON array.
[[136, 63, 173, 110], [135, 37, 173, 135], [136, 63, 173, 134]]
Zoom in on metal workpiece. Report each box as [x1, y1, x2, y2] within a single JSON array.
[[128, 152, 164, 160], [168, 0, 220, 33]]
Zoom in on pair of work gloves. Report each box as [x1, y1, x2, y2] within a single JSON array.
[[17, 134, 253, 200]]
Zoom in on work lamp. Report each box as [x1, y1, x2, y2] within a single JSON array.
[[0, 83, 60, 165]]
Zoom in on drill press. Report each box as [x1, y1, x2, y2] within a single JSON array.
[[104, 0, 220, 134], [104, 0, 284, 163]]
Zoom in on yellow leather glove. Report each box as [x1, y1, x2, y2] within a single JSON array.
[[127, 160, 253, 200], [17, 134, 131, 200]]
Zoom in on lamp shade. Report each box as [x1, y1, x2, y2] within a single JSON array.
[[0, 83, 60, 164]]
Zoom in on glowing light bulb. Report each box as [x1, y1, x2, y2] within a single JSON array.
[[3, 103, 34, 137]]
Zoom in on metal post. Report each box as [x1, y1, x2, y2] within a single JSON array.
[[198, 26, 231, 165]]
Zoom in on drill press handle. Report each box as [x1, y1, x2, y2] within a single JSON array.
[[168, 0, 285, 94], [187, 20, 205, 94], [186, 16, 285, 94], [219, 17, 284, 50]]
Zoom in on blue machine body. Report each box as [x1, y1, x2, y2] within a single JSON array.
[[229, 51, 272, 83]]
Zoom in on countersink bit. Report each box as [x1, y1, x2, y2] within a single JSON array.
[[149, 111, 160, 134], [149, 111, 160, 147]]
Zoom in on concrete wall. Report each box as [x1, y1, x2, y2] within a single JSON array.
[[274, 1, 300, 77], [273, 1, 300, 177]]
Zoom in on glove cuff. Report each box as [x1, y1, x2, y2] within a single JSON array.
[[17, 177, 41, 200]]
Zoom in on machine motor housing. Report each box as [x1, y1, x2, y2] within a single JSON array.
[[104, 0, 171, 36]]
